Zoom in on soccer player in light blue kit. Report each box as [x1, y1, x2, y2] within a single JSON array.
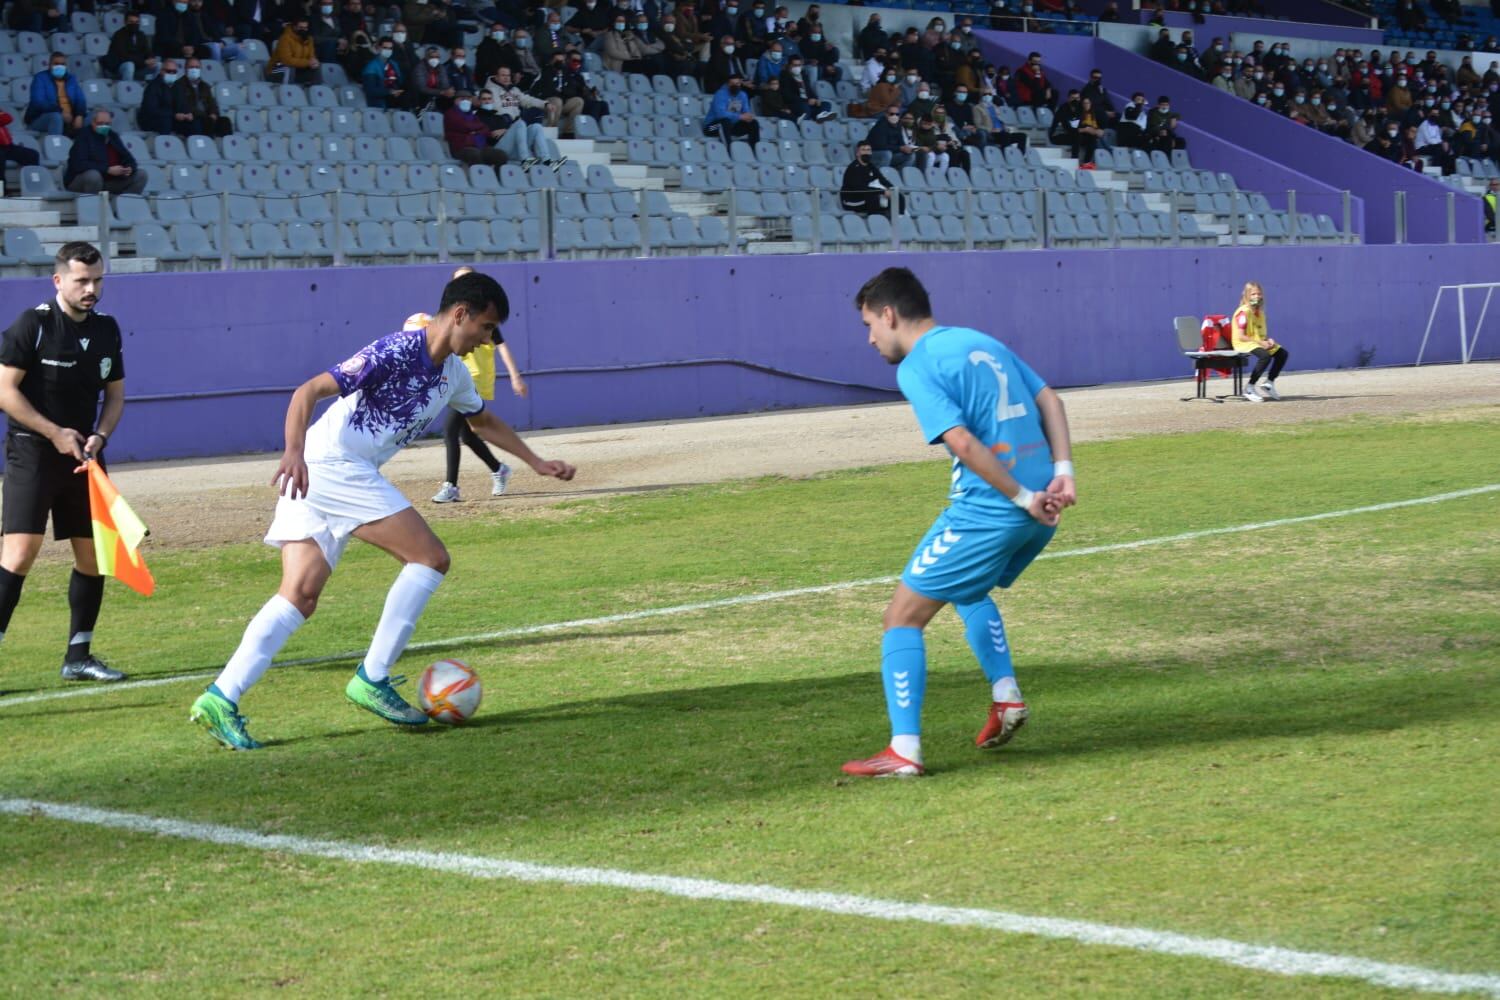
[[844, 268, 1077, 777]]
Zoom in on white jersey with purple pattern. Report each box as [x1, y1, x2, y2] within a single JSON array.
[[305, 329, 484, 469]]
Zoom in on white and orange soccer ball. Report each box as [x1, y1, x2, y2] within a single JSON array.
[[418, 659, 483, 724]]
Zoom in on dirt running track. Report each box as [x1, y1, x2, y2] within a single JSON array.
[[27, 363, 1499, 555]]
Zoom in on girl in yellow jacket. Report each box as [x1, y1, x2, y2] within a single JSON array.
[[1231, 280, 1289, 401]]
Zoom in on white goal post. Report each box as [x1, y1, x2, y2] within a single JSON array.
[[1415, 282, 1497, 366]]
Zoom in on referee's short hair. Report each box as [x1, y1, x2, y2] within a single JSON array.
[[854, 267, 932, 323], [439, 270, 509, 324], [55, 241, 102, 272]]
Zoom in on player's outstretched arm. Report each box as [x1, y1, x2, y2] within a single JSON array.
[[1035, 386, 1076, 508], [941, 425, 1060, 527], [273, 372, 340, 499], [0, 364, 86, 461], [467, 409, 575, 481]]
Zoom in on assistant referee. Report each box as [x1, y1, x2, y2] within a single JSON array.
[[0, 241, 128, 682]]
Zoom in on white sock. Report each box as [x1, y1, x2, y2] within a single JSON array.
[[214, 595, 306, 704], [891, 734, 922, 764], [361, 563, 444, 683], [993, 676, 1023, 703]]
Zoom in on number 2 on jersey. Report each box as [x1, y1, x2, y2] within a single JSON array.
[[968, 351, 1028, 423]]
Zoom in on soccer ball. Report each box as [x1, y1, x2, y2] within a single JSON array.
[[418, 659, 483, 725]]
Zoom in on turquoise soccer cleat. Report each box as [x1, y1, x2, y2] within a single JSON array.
[[345, 672, 429, 726], [190, 689, 263, 751]]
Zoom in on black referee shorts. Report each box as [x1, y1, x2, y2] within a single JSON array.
[[2, 432, 101, 540]]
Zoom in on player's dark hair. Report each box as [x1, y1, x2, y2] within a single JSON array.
[[439, 270, 509, 323], [854, 267, 932, 323], [55, 241, 102, 272]]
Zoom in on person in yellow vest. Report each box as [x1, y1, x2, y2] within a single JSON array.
[[416, 268, 529, 503], [1230, 280, 1288, 402], [1484, 179, 1497, 235]]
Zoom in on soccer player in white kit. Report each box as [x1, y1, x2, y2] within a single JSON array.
[[191, 272, 575, 750]]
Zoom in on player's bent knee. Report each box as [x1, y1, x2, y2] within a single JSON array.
[[414, 547, 451, 575]]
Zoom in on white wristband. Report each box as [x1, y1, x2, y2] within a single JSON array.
[[1011, 486, 1035, 512], [1054, 460, 1074, 477]]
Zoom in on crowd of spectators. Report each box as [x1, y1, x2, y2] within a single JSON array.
[[1152, 25, 1500, 174]]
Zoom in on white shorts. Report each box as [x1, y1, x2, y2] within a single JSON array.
[[264, 459, 410, 569]]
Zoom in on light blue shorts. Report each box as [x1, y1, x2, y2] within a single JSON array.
[[900, 511, 1056, 604]]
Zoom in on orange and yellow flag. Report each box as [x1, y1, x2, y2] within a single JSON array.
[[86, 462, 154, 596]]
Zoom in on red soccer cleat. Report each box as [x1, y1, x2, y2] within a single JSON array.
[[975, 701, 1029, 749], [841, 745, 926, 777]]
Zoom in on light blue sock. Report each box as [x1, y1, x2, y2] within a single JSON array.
[[956, 598, 1022, 701], [881, 627, 927, 738]]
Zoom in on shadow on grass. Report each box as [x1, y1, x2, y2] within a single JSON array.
[[14, 654, 1496, 833]]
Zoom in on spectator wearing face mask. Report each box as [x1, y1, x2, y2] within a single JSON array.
[[802, 22, 841, 86], [140, 58, 181, 133], [929, 104, 967, 171], [1386, 74, 1413, 117], [413, 46, 457, 108], [897, 70, 924, 110], [969, 86, 1027, 151], [654, 14, 697, 78], [102, 12, 156, 82], [705, 37, 746, 95], [754, 40, 787, 88], [444, 90, 509, 170], [946, 84, 984, 150], [1201, 37, 1226, 78], [1080, 68, 1117, 128], [780, 56, 835, 122], [864, 105, 915, 169], [267, 17, 320, 84], [480, 66, 562, 164], [362, 38, 408, 109], [849, 65, 899, 118], [735, 1, 771, 62], [1267, 82, 1290, 115], [1364, 118, 1404, 163], [905, 81, 937, 122], [603, 13, 665, 73], [535, 12, 578, 65], [475, 24, 517, 84], [568, 0, 612, 48], [1117, 91, 1148, 148], [65, 110, 146, 195], [1064, 95, 1105, 165], [309, 0, 348, 64], [703, 71, 759, 146], [444, 46, 478, 95], [532, 53, 588, 138], [1145, 95, 1184, 152], [172, 57, 233, 136], [25, 54, 86, 137], [1415, 108, 1455, 173], [954, 49, 984, 94], [850, 13, 881, 61], [510, 29, 544, 87], [1014, 51, 1056, 109], [862, 48, 889, 91]]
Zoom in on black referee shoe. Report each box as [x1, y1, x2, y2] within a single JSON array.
[[60, 655, 128, 683]]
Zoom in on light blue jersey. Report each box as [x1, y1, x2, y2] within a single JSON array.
[[896, 325, 1054, 528]]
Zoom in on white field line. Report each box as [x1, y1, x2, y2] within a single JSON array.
[[2, 797, 1497, 997], [1, 483, 1495, 713]]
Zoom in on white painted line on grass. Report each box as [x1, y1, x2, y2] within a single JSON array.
[[2, 796, 1496, 997], [1, 483, 1495, 712]]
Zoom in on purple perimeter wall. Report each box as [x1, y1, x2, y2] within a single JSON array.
[[0, 247, 1494, 467]]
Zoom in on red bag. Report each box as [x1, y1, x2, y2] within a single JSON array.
[[1200, 314, 1232, 378]]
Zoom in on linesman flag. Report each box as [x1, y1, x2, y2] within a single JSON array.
[[86, 461, 155, 597]]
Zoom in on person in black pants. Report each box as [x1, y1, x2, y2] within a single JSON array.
[[0, 242, 128, 683], [426, 267, 530, 504]]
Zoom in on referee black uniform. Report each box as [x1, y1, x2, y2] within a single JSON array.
[[0, 248, 128, 682]]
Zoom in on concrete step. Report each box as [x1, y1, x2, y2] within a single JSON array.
[[1140, 193, 1172, 213], [0, 198, 54, 216], [1216, 233, 1265, 247], [109, 255, 159, 273], [42, 240, 118, 256], [0, 210, 63, 226], [32, 225, 105, 244], [746, 240, 812, 254]]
